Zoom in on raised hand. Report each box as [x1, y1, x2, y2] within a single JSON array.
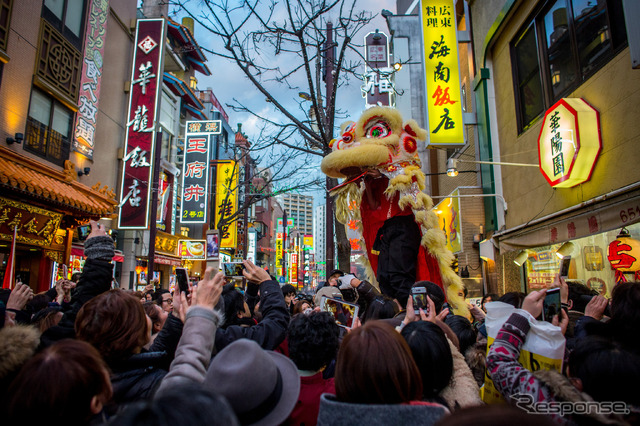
[[522, 289, 547, 318], [242, 259, 270, 284], [190, 267, 224, 310]]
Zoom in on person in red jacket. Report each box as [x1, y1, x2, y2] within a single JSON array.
[[285, 311, 340, 426]]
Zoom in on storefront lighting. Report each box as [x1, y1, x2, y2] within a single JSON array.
[[514, 250, 528, 266], [556, 241, 575, 258]]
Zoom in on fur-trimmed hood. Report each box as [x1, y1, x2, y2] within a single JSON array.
[[0, 325, 41, 379], [464, 339, 488, 387], [439, 338, 483, 410]]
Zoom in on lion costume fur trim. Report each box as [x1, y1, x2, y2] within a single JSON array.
[[325, 106, 466, 315]]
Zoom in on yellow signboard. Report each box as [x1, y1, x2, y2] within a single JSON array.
[[433, 189, 462, 253], [214, 161, 239, 248], [538, 98, 601, 188], [275, 238, 283, 268], [421, 0, 464, 146], [303, 236, 313, 247]]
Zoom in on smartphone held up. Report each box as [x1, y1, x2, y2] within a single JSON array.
[[223, 262, 245, 278], [542, 287, 561, 322], [320, 296, 359, 329], [411, 287, 429, 315]]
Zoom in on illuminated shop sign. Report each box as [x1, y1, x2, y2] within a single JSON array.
[[118, 19, 165, 229], [180, 121, 221, 224], [538, 98, 601, 188], [214, 161, 239, 248], [421, 0, 464, 146]]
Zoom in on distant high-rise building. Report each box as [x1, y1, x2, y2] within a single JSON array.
[[277, 193, 314, 236]]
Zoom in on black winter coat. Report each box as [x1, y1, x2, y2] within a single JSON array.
[[105, 351, 168, 416], [39, 256, 113, 349], [214, 279, 289, 351]]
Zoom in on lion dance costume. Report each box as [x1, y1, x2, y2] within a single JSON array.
[[321, 106, 465, 313]]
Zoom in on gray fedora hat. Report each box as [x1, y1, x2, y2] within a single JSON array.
[[204, 339, 300, 426]]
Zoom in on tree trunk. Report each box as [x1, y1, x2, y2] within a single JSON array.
[[334, 214, 351, 273]]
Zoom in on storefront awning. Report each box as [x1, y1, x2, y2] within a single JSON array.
[[0, 146, 117, 218], [495, 188, 640, 253]]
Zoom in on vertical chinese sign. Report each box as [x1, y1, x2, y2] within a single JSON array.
[[275, 235, 283, 278], [214, 161, 239, 249], [72, 0, 110, 159], [420, 0, 464, 146], [118, 19, 165, 229], [361, 31, 393, 107], [180, 121, 221, 224]]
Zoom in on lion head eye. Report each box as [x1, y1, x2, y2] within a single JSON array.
[[365, 120, 392, 139]]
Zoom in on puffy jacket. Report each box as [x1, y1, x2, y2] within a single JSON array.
[[106, 350, 168, 415]]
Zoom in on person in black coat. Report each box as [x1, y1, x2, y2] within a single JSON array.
[[211, 260, 290, 352]]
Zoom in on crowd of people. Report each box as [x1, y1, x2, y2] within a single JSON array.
[[0, 220, 639, 425]]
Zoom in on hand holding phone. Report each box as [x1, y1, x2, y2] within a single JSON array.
[[560, 256, 571, 279], [411, 287, 429, 316], [542, 287, 561, 322], [175, 267, 190, 295]]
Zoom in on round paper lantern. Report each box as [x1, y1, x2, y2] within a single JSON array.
[[607, 228, 640, 273]]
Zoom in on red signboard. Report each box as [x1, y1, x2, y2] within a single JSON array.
[[118, 19, 165, 229]]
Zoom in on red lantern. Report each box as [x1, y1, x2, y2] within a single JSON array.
[[607, 227, 640, 282]]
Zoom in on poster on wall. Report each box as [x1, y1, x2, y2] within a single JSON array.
[[179, 240, 206, 260]]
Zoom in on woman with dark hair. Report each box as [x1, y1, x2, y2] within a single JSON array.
[[76, 289, 182, 411], [401, 321, 453, 402], [7, 339, 112, 426], [444, 315, 477, 356], [496, 292, 526, 309], [317, 321, 448, 425], [292, 299, 313, 315], [480, 293, 498, 313]]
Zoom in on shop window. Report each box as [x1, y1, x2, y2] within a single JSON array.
[[24, 89, 73, 166], [42, 0, 86, 50], [511, 0, 627, 133]]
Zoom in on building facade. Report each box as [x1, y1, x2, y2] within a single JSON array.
[[470, 0, 639, 296], [0, 0, 137, 290]]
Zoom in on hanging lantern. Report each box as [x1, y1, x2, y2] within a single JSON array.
[[607, 227, 640, 282]]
